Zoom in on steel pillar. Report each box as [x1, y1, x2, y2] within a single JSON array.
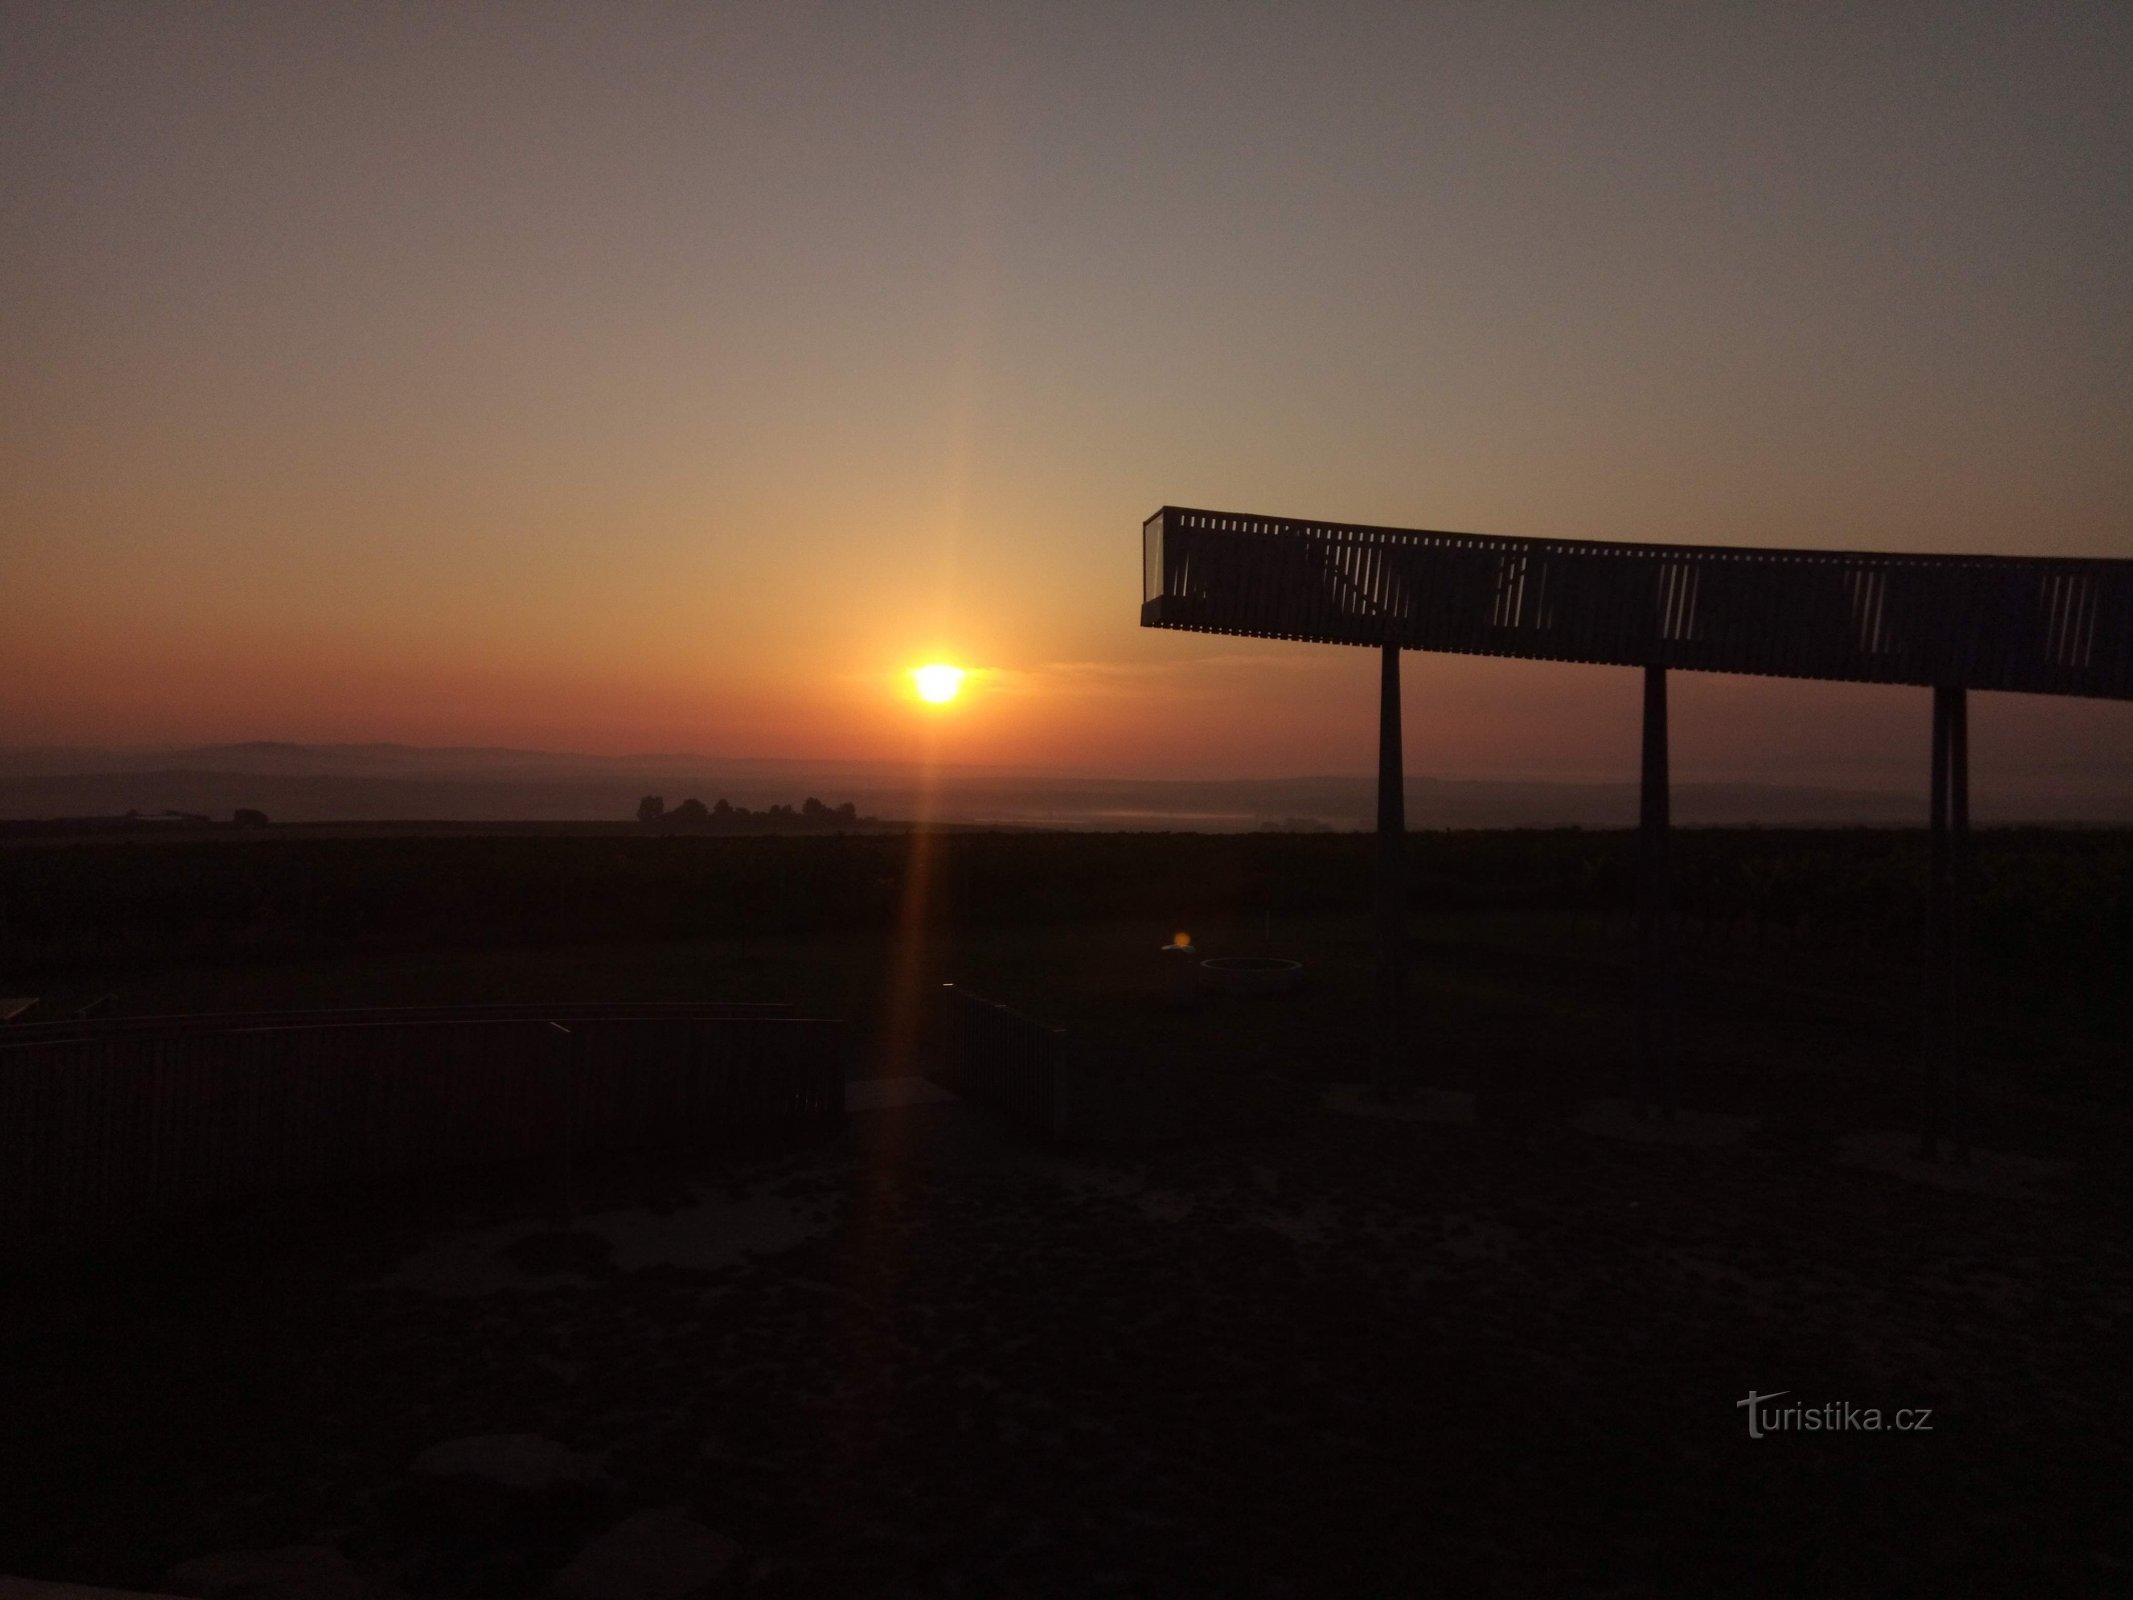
[[1637, 665, 1677, 1119], [1922, 685, 1968, 1159], [1374, 641, 1407, 1097]]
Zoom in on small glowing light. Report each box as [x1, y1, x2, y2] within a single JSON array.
[[913, 663, 965, 704], [1172, 931, 1192, 948]]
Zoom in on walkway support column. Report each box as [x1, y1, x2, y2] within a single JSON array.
[[1923, 684, 1968, 1160], [1637, 664, 1676, 1119], [1374, 641, 1406, 1097]]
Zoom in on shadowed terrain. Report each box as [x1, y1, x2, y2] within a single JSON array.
[[1, 829, 2126, 1595], [3, 1084, 2125, 1597]]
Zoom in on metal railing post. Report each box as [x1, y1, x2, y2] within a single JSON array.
[[1374, 640, 1407, 1098], [548, 1021, 577, 1227], [1638, 664, 1676, 1120]]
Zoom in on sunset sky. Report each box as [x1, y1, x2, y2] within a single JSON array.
[[4, 2, 2128, 789]]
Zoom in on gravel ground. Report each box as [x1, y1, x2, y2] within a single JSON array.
[[4, 1085, 2127, 1598]]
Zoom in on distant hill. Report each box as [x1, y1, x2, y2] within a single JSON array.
[[1, 742, 2128, 828]]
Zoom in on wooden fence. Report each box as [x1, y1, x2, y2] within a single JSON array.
[[0, 1011, 843, 1260], [928, 984, 1069, 1143]]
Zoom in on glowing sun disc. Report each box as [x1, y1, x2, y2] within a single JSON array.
[[913, 663, 965, 704]]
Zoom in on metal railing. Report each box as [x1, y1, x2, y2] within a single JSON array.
[[929, 984, 1069, 1144], [1142, 506, 2133, 699], [0, 1000, 794, 1045], [0, 1011, 842, 1259]]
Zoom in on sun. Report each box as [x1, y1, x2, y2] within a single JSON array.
[[912, 663, 965, 704]]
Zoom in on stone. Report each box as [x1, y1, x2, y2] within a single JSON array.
[[411, 1433, 601, 1494], [550, 1510, 739, 1600], [407, 1435, 604, 1528], [164, 1546, 364, 1600], [502, 1229, 619, 1280]]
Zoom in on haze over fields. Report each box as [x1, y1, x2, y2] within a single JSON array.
[[4, 740, 2129, 829]]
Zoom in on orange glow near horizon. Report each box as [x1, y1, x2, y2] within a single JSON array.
[[4, 9, 2131, 791]]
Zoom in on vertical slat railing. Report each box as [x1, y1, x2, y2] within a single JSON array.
[[1144, 507, 2132, 701], [929, 984, 1067, 1143], [0, 1013, 845, 1260]]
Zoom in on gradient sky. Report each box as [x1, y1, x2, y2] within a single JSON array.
[[4, 1, 2129, 788]]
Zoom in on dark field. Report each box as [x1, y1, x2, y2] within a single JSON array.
[[6, 827, 2128, 1136], [2, 829, 2128, 1596]]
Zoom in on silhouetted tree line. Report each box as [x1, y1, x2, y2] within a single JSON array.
[[634, 795, 868, 832]]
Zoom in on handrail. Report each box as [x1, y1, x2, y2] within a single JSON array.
[[0, 1011, 845, 1260], [0, 1000, 794, 1046], [1142, 505, 2133, 699]]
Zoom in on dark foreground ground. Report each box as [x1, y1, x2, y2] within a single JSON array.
[[3, 830, 2127, 1596], [4, 1069, 2126, 1599]]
